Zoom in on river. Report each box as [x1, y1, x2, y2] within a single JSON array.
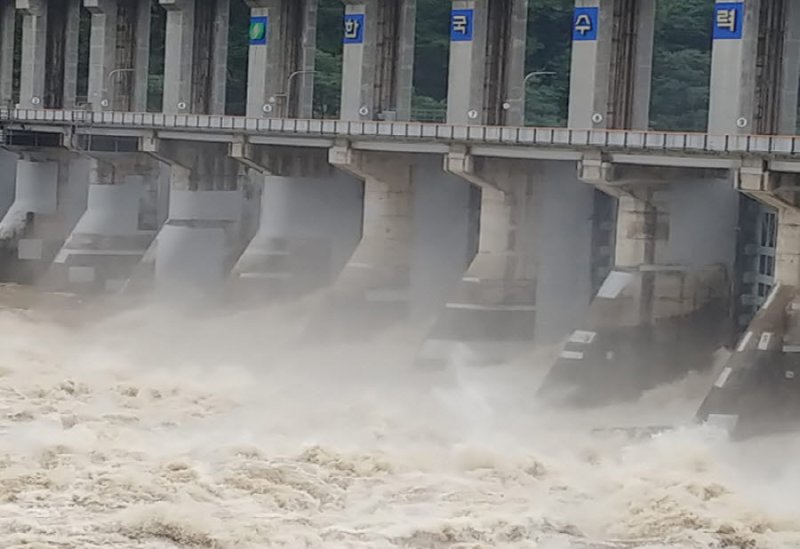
[[1, 289, 799, 548]]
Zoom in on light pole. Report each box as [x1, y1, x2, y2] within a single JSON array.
[[100, 68, 136, 109], [512, 70, 556, 125], [269, 70, 318, 117]]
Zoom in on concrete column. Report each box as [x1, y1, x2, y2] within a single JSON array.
[[154, 188, 242, 297], [63, 0, 81, 109], [0, 155, 90, 285], [17, 0, 81, 109], [85, 0, 117, 110], [708, 0, 800, 135], [419, 148, 536, 365], [51, 155, 162, 293], [567, 0, 655, 130], [233, 178, 333, 299], [446, 0, 528, 126], [0, 0, 15, 106], [340, 0, 416, 121], [160, 0, 229, 114], [245, 0, 318, 119], [614, 191, 669, 268], [85, 0, 152, 111], [310, 143, 415, 335], [0, 159, 58, 240], [160, 0, 193, 113], [17, 0, 47, 108], [209, 0, 230, 115], [777, 1, 800, 135], [135, 139, 245, 298], [776, 208, 800, 288], [538, 176, 738, 407], [228, 141, 366, 304]]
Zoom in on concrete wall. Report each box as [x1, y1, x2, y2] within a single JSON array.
[[665, 177, 740, 269], [258, 170, 363, 280], [409, 153, 475, 319], [533, 161, 596, 346], [0, 150, 16, 218]]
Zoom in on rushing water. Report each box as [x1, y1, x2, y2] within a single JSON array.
[[1, 291, 800, 548]]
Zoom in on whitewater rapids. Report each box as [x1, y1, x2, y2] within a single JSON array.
[[1, 291, 800, 548]]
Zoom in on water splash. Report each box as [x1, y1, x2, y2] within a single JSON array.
[[0, 296, 798, 548]]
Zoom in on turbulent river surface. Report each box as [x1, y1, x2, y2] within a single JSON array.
[[2, 286, 800, 548]]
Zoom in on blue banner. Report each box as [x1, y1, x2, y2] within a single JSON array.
[[572, 7, 598, 41], [344, 13, 365, 44], [249, 16, 268, 46], [450, 9, 474, 42], [713, 2, 744, 40]]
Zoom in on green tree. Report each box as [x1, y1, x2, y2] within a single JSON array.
[[650, 0, 713, 131]]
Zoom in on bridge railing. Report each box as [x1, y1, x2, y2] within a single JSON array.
[[2, 108, 800, 156]]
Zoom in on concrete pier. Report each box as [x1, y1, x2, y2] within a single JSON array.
[[17, 0, 82, 109], [50, 155, 163, 293], [540, 189, 733, 404], [568, 0, 655, 130], [0, 0, 14, 107], [446, 0, 528, 125], [0, 154, 89, 284], [419, 148, 537, 365], [340, 0, 416, 121], [539, 163, 739, 404], [245, 0, 318, 118], [312, 142, 416, 335], [84, 0, 151, 111], [532, 0, 740, 404], [707, 0, 800, 135], [159, 0, 229, 114], [229, 143, 361, 301], [693, 0, 800, 436], [133, 139, 245, 298]]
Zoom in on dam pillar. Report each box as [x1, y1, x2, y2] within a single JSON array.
[[84, 0, 151, 111], [0, 153, 89, 285], [697, 165, 800, 436], [159, 0, 229, 114], [245, 0, 318, 118], [304, 141, 416, 338], [533, 0, 736, 404], [539, 168, 733, 405], [16, 0, 82, 109], [696, 0, 800, 437], [49, 151, 163, 293], [228, 141, 359, 302], [0, 0, 15, 107], [446, 0, 528, 125], [133, 137, 245, 298], [418, 146, 536, 365], [339, 0, 416, 121]]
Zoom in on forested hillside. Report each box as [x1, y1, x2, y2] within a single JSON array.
[[154, 0, 716, 130]]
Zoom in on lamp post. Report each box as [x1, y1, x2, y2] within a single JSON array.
[[269, 70, 318, 117], [510, 70, 556, 125], [100, 68, 136, 109]]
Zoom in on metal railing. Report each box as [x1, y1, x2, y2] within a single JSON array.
[[410, 108, 447, 123], [2, 108, 800, 156]]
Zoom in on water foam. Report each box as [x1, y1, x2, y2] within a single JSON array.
[[0, 296, 798, 548]]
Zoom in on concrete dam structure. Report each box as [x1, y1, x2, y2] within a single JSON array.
[[1, 0, 800, 440]]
